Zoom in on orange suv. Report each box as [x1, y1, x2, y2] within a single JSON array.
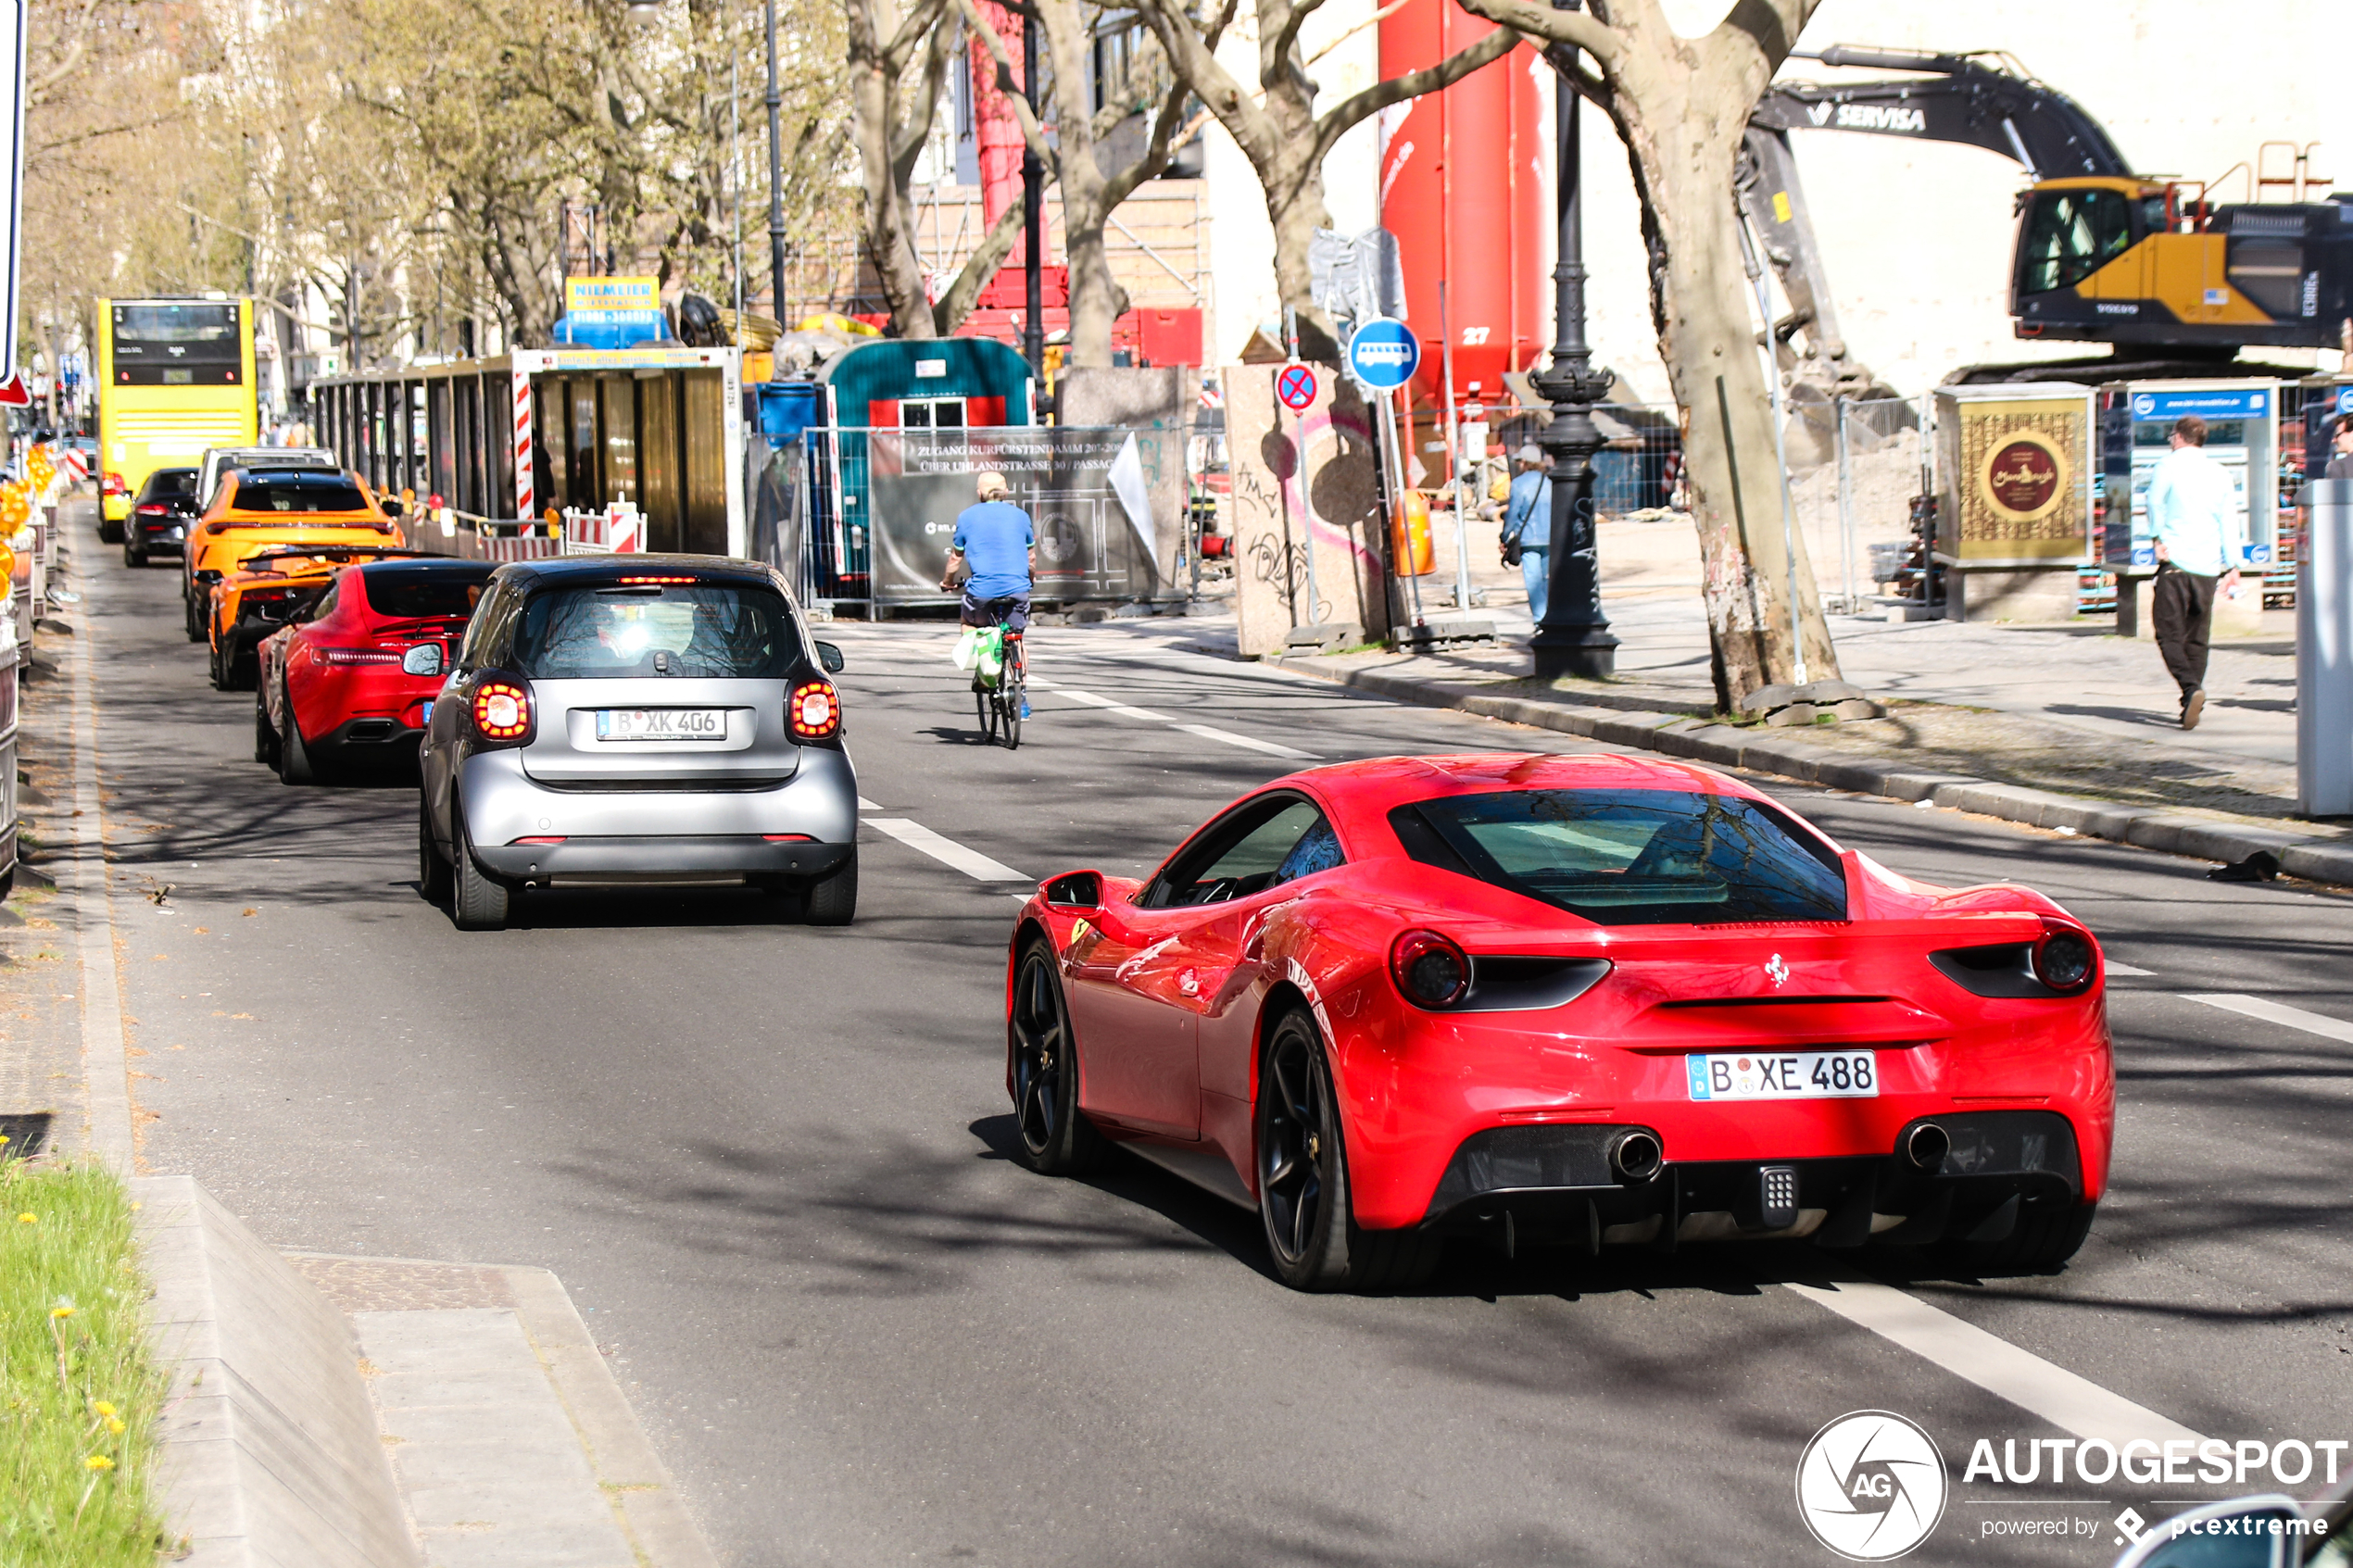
[[182, 467, 403, 644]]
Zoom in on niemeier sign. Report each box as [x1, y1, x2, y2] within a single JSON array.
[[565, 276, 661, 316]]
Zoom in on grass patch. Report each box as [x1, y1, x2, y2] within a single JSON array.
[[1, 1160, 173, 1564]]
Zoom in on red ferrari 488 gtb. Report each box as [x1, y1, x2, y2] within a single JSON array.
[[1005, 754, 2111, 1293]]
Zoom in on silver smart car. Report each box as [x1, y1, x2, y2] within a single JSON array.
[[417, 555, 857, 931]]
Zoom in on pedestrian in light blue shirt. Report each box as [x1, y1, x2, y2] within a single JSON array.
[[2143, 415, 2240, 729], [1503, 445, 1552, 623]]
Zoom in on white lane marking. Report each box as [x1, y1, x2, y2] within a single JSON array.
[[865, 818, 1032, 883], [2180, 993, 2353, 1044], [1783, 1276, 2205, 1446], [2106, 962, 2155, 977], [1172, 722, 1318, 760], [1038, 683, 1175, 723], [857, 796, 880, 810]]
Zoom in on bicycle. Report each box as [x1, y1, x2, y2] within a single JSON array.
[[972, 622, 1026, 750]]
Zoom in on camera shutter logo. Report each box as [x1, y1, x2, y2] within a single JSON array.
[[1794, 1411, 1947, 1562]]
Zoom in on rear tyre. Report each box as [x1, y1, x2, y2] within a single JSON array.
[[207, 634, 228, 691], [182, 590, 205, 643], [803, 847, 857, 926], [451, 807, 511, 931], [1256, 1007, 1441, 1294], [998, 683, 1022, 751], [252, 690, 281, 768], [276, 683, 314, 785], [974, 684, 996, 744], [417, 797, 452, 905], [1941, 1197, 2096, 1277], [1009, 939, 1105, 1175], [123, 540, 144, 568]]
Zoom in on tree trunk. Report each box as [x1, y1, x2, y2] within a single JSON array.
[[849, 57, 939, 339], [1265, 153, 1340, 360], [1627, 119, 1838, 703]]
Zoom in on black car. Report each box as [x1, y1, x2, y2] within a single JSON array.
[[124, 467, 200, 567]]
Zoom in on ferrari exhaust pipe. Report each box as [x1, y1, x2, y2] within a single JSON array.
[[1905, 1122, 1950, 1173], [1609, 1129, 1663, 1183]]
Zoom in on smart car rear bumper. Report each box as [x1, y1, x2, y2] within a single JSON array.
[[1416, 1111, 2083, 1248], [472, 836, 853, 880]]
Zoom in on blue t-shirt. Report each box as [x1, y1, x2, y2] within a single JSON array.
[[952, 501, 1035, 599]]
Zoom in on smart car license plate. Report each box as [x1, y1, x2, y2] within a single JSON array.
[[596, 709, 726, 741], [1685, 1050, 1877, 1100]]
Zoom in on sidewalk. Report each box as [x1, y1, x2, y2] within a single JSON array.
[[1, 508, 717, 1568]]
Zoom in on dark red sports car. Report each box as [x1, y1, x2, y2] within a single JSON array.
[[255, 557, 497, 783], [1005, 754, 2112, 1293]]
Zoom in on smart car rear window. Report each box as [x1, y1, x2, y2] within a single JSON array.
[[359, 567, 493, 621], [510, 582, 801, 679], [231, 472, 370, 512], [1390, 789, 1847, 926]]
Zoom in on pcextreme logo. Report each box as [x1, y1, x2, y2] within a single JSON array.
[[1796, 1411, 1950, 1562]]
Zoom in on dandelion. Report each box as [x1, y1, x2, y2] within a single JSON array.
[[51, 1304, 74, 1319], [107, 1418, 125, 1435], [16, 1212, 33, 1223], [84, 1454, 114, 1471], [92, 1400, 116, 1417]]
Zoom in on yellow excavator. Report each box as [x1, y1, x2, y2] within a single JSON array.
[[1741, 44, 2344, 389]]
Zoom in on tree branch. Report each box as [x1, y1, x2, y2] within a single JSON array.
[[1309, 23, 1516, 164], [1446, 0, 1622, 71]]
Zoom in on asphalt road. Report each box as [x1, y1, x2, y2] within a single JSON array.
[[77, 528, 2352, 1568]]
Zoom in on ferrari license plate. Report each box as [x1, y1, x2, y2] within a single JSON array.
[[421, 700, 434, 725], [596, 708, 726, 742], [1685, 1050, 1877, 1101]]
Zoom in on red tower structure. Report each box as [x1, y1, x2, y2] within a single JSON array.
[[1376, 4, 1546, 402]]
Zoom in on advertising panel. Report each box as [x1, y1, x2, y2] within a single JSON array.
[[1932, 388, 2095, 567], [865, 428, 1179, 604]]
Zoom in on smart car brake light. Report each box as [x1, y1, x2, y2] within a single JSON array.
[[789, 680, 840, 740], [472, 680, 533, 743], [1390, 930, 1471, 1009]]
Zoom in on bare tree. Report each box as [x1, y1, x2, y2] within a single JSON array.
[[1451, 0, 1837, 700], [1133, 0, 1516, 361], [955, 0, 1203, 366], [844, 0, 1028, 337]]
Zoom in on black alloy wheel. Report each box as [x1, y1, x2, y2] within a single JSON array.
[[1009, 940, 1102, 1174], [252, 688, 280, 768], [1255, 1008, 1441, 1294]]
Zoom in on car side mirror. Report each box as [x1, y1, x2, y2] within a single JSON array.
[[402, 644, 444, 677], [1045, 871, 1103, 910], [2110, 1497, 2305, 1568], [815, 640, 845, 674]]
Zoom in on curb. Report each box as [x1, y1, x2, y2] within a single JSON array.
[[1268, 656, 2353, 890], [136, 1175, 421, 1568]]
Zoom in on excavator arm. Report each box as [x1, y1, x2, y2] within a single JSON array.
[[1738, 46, 2132, 399]]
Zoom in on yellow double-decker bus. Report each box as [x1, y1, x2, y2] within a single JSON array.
[[95, 297, 258, 539]]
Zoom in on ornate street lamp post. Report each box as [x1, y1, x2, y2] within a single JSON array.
[[764, 0, 788, 318], [1528, 20, 1618, 680]]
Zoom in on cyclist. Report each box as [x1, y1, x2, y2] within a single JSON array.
[[940, 470, 1035, 716]]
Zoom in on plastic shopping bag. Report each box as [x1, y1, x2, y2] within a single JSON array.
[[952, 626, 984, 671], [975, 625, 1004, 682]]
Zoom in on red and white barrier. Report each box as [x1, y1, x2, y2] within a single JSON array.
[[562, 502, 644, 555], [511, 368, 534, 521]]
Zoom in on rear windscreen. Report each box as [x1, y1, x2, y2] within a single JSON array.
[[1390, 788, 1848, 926], [229, 472, 371, 513], [510, 583, 800, 679], [359, 568, 493, 621], [111, 302, 243, 386], [142, 470, 198, 498]]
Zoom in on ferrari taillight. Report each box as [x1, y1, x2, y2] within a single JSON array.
[[1390, 930, 1471, 1010], [2032, 922, 2096, 993], [789, 680, 840, 740], [472, 680, 534, 745]]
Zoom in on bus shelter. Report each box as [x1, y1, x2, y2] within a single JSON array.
[[313, 347, 747, 555]]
